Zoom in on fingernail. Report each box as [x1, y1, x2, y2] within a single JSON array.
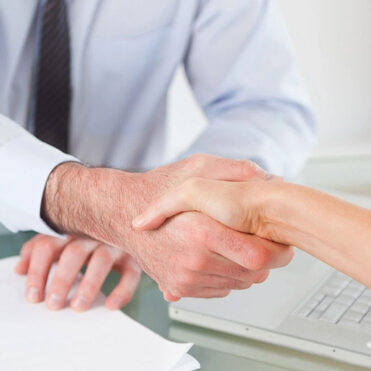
[[132, 215, 146, 228], [27, 287, 40, 303], [47, 293, 62, 310], [71, 295, 88, 311]]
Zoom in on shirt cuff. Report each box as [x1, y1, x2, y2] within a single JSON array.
[[0, 134, 79, 237]]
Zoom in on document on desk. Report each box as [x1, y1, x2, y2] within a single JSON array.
[[0, 257, 199, 371]]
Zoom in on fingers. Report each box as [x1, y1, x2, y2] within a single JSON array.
[[162, 269, 269, 302], [133, 177, 263, 234], [185, 154, 268, 181], [132, 182, 195, 230], [24, 236, 68, 303], [163, 292, 180, 302], [16, 235, 141, 312], [205, 220, 294, 271], [105, 256, 142, 310], [162, 268, 269, 302], [70, 245, 117, 311], [46, 239, 99, 310], [133, 178, 245, 231], [15, 239, 34, 275], [200, 252, 267, 282], [168, 287, 231, 300], [215, 234, 293, 271]]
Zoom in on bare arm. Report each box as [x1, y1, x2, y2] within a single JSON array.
[[134, 178, 371, 287]]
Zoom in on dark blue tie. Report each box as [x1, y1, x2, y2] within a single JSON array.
[[34, 0, 71, 153]]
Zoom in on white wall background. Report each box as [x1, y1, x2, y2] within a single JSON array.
[[166, 0, 371, 161]]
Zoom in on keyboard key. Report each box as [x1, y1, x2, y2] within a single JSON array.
[[335, 295, 355, 306], [297, 305, 313, 317], [327, 277, 350, 289], [316, 297, 334, 312], [320, 303, 348, 323], [313, 293, 325, 302], [348, 281, 366, 291], [351, 303, 370, 315], [342, 287, 363, 299], [309, 309, 323, 320], [343, 310, 363, 323], [360, 290, 371, 300], [304, 299, 319, 310], [322, 285, 343, 297], [356, 295, 371, 307]]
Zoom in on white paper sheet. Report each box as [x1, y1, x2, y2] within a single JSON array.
[[0, 257, 199, 371]]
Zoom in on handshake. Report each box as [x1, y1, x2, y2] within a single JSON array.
[[16, 155, 293, 310]]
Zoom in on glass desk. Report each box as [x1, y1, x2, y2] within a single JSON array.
[[0, 232, 368, 371]]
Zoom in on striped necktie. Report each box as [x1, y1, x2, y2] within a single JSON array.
[[34, 0, 71, 153]]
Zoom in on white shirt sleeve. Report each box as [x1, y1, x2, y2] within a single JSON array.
[[0, 114, 79, 236]]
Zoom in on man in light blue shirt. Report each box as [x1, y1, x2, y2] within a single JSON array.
[[1, 0, 315, 311]]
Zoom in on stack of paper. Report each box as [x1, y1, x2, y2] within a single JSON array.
[[0, 257, 199, 371]]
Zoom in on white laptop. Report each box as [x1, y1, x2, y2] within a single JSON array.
[[169, 190, 371, 368]]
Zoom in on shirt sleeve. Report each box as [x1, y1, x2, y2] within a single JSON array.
[[0, 114, 79, 236], [181, 0, 317, 178]]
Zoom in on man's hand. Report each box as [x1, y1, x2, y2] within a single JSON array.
[[41, 154, 293, 300], [15, 234, 141, 311]]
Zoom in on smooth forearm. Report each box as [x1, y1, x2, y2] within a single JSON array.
[[264, 183, 371, 285]]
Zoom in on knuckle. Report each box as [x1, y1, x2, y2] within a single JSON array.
[[238, 280, 253, 290], [255, 270, 270, 284], [79, 279, 97, 296], [228, 279, 246, 290], [94, 247, 115, 266], [21, 240, 32, 251], [193, 226, 209, 247], [186, 154, 210, 175], [239, 160, 264, 179], [118, 293, 133, 307], [65, 242, 82, 255], [285, 246, 295, 265], [169, 286, 182, 298], [27, 272, 43, 285], [179, 219, 209, 247], [35, 239, 55, 253], [243, 245, 271, 271], [245, 160, 264, 177], [181, 177, 201, 199], [50, 275, 70, 292], [180, 271, 197, 286], [219, 290, 231, 298], [172, 274, 195, 297], [176, 285, 193, 297], [187, 254, 209, 272]]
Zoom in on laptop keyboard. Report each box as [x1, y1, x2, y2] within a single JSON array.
[[295, 271, 371, 330]]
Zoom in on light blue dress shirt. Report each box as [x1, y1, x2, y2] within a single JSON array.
[[0, 0, 316, 234]]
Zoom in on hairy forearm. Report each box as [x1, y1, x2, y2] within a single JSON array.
[[264, 183, 371, 285], [42, 162, 167, 254]]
